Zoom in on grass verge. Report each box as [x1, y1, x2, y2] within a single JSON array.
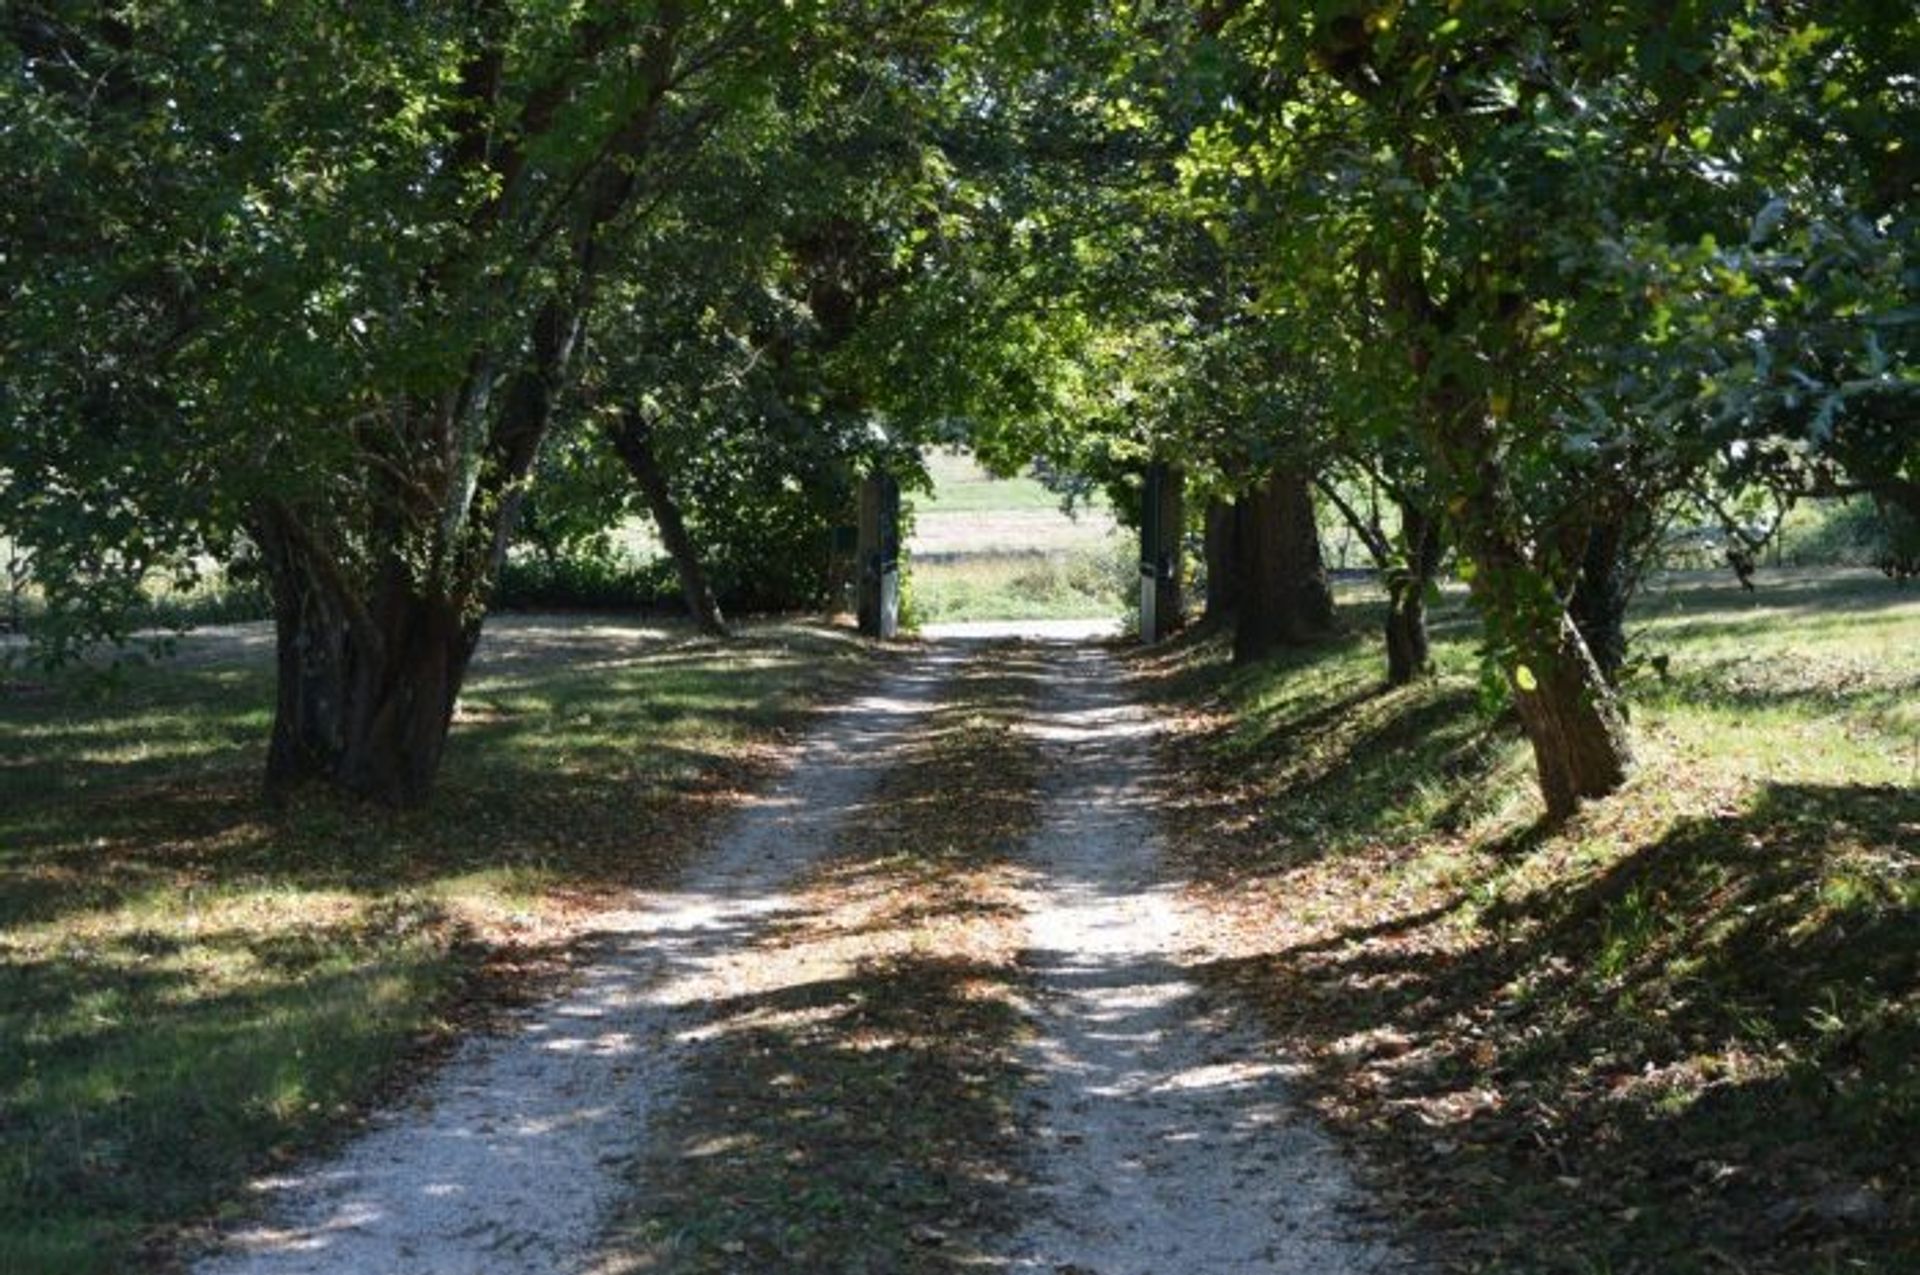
[[0, 617, 876, 1275], [909, 546, 1130, 625], [1148, 569, 1918, 1274], [601, 646, 1045, 1273]]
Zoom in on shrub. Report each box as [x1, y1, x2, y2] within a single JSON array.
[[493, 547, 676, 612], [1782, 496, 1920, 576]]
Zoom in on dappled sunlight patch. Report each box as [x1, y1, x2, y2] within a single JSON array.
[[1158, 574, 1919, 1273], [1, 892, 456, 1259], [0, 618, 879, 1268], [1156, 621, 1537, 871], [603, 649, 1043, 1274]]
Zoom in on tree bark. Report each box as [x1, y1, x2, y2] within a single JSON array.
[[1232, 465, 1335, 664], [254, 216, 581, 811], [1434, 419, 1633, 819], [1383, 498, 1443, 685], [1389, 259, 1633, 817], [246, 11, 689, 808], [1382, 592, 1427, 685], [1507, 611, 1634, 821], [608, 409, 728, 636], [1203, 497, 1238, 625], [1568, 512, 1632, 685], [257, 508, 478, 807]]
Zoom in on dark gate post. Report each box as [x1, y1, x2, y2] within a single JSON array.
[[857, 471, 901, 639], [1139, 462, 1185, 643]]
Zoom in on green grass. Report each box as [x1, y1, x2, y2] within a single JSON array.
[[0, 619, 875, 1274], [915, 450, 1078, 515], [908, 545, 1131, 625], [606, 650, 1042, 1272], [1153, 568, 1919, 1274]]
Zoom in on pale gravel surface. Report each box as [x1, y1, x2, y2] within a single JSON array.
[[194, 649, 960, 1275], [1002, 641, 1409, 1274], [79, 614, 809, 673]]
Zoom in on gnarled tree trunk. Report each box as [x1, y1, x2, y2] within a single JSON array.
[[253, 215, 588, 809], [1388, 254, 1633, 817], [245, 11, 688, 808], [608, 408, 727, 637], [1384, 497, 1443, 685], [1232, 465, 1335, 664], [256, 509, 480, 807], [1507, 610, 1634, 820], [1429, 402, 1633, 819], [1568, 512, 1632, 685]]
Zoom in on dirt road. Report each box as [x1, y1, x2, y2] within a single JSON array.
[[196, 639, 1404, 1274]]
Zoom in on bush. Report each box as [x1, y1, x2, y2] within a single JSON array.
[[493, 548, 676, 612], [677, 466, 854, 613], [1781, 496, 1920, 575], [138, 580, 273, 628], [1, 561, 273, 647]]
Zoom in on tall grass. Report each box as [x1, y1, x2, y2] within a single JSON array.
[[907, 543, 1133, 624]]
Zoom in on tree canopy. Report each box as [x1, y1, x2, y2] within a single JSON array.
[[4, 1, 1913, 811]]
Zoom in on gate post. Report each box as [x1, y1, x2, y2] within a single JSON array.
[[1138, 462, 1185, 643], [857, 471, 901, 639]]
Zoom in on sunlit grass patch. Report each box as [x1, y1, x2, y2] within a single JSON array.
[[909, 547, 1131, 625], [0, 616, 874, 1273], [1157, 569, 1920, 1274], [915, 454, 1068, 514]]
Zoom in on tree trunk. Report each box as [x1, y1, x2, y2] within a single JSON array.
[[1387, 253, 1632, 816], [1877, 491, 1920, 580], [254, 256, 581, 810], [1232, 465, 1335, 664], [1438, 435, 1633, 818], [1383, 497, 1443, 685], [257, 511, 478, 807], [1506, 611, 1634, 821], [1203, 497, 1238, 625], [1568, 512, 1631, 685], [608, 409, 727, 636], [244, 9, 685, 808], [1383, 590, 1428, 685]]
